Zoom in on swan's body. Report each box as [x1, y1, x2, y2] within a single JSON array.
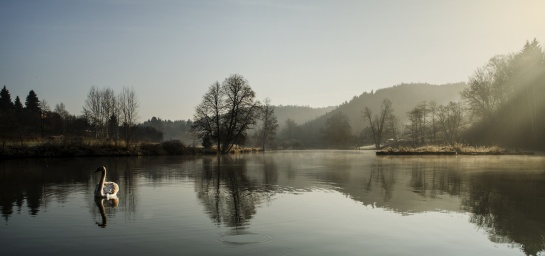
[[94, 166, 119, 199]]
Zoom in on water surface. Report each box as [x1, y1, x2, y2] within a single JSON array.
[[1, 151, 544, 255]]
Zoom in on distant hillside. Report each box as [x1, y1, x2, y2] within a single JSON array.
[[274, 105, 337, 128], [295, 82, 468, 147]]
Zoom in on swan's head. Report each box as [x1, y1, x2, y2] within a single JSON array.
[[96, 166, 106, 173]]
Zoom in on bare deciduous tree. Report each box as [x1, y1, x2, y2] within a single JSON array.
[[54, 103, 69, 120], [83, 86, 103, 138], [192, 74, 261, 154], [438, 102, 464, 145], [119, 87, 139, 147], [362, 98, 394, 149], [255, 98, 278, 151], [461, 55, 513, 123], [83, 86, 126, 140]]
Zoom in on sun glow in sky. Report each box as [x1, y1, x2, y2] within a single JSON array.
[[1, 0, 544, 121]]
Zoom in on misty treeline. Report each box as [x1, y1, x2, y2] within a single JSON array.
[[395, 39, 545, 149], [269, 39, 545, 150]]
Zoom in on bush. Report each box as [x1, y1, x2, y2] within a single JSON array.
[[161, 140, 187, 155]]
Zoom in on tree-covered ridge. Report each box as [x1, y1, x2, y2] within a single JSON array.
[[276, 82, 467, 148], [273, 105, 337, 129]]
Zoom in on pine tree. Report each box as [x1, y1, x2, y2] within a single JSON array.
[[14, 96, 23, 112], [25, 90, 41, 112], [0, 85, 13, 111]]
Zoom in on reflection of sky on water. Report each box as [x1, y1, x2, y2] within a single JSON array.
[[1, 152, 544, 255]]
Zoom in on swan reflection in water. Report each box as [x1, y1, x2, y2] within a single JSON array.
[[94, 197, 119, 228]]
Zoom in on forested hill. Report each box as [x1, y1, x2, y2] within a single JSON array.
[[295, 82, 467, 146], [274, 105, 337, 128]]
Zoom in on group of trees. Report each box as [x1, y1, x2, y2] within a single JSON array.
[[260, 39, 543, 150], [360, 39, 544, 149], [82, 86, 139, 146], [461, 39, 545, 148], [0, 86, 87, 139], [404, 100, 464, 146], [140, 117, 194, 144], [192, 74, 278, 154], [270, 82, 467, 149], [0, 85, 145, 148]]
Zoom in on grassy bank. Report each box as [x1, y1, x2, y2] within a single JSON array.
[[0, 139, 261, 159], [377, 144, 533, 155]]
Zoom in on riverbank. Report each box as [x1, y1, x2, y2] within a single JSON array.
[[0, 141, 260, 159]]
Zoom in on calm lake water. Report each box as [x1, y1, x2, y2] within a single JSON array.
[[1, 151, 545, 256]]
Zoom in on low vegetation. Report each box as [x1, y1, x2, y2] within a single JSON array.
[[379, 143, 532, 155]]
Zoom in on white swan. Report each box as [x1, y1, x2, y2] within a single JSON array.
[[94, 166, 119, 199]]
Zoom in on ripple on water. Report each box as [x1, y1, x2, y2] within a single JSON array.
[[218, 230, 272, 246]]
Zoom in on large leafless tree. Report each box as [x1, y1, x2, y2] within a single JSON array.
[[255, 98, 278, 151], [118, 87, 139, 147], [192, 74, 261, 154], [362, 98, 394, 149]]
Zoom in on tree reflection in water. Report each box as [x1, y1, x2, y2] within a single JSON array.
[[194, 155, 273, 229], [1, 153, 544, 255], [461, 170, 545, 256]]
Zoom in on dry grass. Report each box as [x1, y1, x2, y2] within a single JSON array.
[[382, 143, 506, 153], [229, 147, 262, 154]]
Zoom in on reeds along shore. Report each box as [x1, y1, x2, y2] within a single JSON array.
[[376, 144, 534, 155]]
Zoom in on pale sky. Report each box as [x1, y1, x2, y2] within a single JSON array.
[[1, 0, 544, 121]]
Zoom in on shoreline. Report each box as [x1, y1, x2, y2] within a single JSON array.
[[376, 151, 535, 156], [0, 142, 217, 159]]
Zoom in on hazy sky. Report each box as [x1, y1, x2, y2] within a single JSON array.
[[1, 0, 544, 121]]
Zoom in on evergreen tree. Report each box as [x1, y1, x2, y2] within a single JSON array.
[[0, 85, 13, 111], [25, 90, 41, 112], [14, 96, 23, 112]]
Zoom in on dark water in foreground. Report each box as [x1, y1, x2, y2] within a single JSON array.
[[1, 151, 545, 256]]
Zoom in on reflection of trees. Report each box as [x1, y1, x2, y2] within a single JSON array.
[[408, 158, 462, 198], [261, 154, 278, 189], [365, 159, 396, 202], [462, 172, 545, 256], [0, 158, 141, 223], [195, 155, 272, 229], [0, 159, 90, 221]]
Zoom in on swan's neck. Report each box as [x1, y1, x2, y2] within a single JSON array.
[[100, 170, 106, 185], [96, 170, 106, 197]]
